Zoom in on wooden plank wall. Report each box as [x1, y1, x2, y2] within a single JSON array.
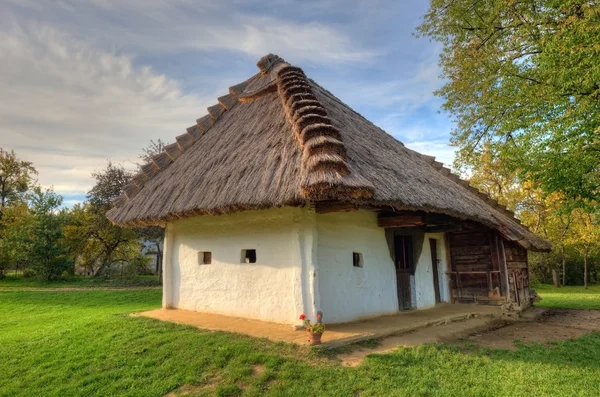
[[503, 240, 531, 309], [447, 229, 502, 302], [449, 231, 492, 273], [503, 240, 528, 271]]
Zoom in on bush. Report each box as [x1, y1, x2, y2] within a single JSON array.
[[22, 269, 35, 278]]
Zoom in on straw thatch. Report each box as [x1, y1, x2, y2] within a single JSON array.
[[107, 54, 551, 252]]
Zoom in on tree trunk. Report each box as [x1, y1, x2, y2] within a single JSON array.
[[552, 269, 560, 288], [584, 246, 589, 289], [561, 245, 566, 286]]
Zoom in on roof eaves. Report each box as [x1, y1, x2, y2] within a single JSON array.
[[416, 152, 550, 250]]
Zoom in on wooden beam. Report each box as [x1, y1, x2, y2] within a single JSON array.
[[425, 224, 462, 233], [315, 201, 360, 214], [378, 215, 424, 228], [444, 232, 454, 303]]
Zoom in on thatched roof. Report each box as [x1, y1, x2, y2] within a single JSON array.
[[107, 54, 551, 252]]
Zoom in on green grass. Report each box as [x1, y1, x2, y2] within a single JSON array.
[[535, 283, 600, 310], [2, 287, 600, 396], [0, 274, 161, 289]]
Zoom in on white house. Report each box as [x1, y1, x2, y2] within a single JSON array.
[[107, 54, 551, 326]]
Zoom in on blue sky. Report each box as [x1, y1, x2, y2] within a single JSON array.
[[0, 0, 454, 206]]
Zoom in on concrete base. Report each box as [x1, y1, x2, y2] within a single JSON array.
[[137, 303, 502, 349], [321, 303, 501, 349]]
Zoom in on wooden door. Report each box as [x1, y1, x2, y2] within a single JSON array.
[[430, 238, 441, 304], [394, 235, 413, 310]]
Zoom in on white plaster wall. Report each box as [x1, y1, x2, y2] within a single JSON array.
[[316, 210, 398, 324], [166, 207, 308, 325], [413, 233, 451, 309]]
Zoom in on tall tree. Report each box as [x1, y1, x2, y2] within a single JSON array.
[[567, 208, 599, 288], [417, 0, 600, 202], [0, 202, 32, 278], [0, 148, 37, 220], [27, 187, 72, 281], [66, 162, 140, 277]]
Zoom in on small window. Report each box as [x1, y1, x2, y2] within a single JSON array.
[[353, 252, 363, 268], [198, 251, 212, 265], [241, 249, 256, 263]]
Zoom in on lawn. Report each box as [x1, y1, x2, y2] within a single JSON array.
[[1, 285, 600, 396], [0, 274, 161, 289], [535, 284, 600, 310]]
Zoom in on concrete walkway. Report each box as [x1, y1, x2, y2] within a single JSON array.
[[138, 304, 502, 348]]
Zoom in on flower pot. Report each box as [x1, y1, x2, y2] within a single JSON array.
[[308, 332, 323, 346]]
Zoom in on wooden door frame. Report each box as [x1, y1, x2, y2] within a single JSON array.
[[429, 238, 442, 304]]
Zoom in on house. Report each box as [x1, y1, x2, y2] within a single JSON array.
[[107, 54, 551, 326]]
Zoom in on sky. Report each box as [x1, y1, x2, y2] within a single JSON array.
[[0, 0, 454, 206]]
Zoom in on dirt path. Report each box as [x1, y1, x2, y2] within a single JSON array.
[[470, 309, 600, 350], [0, 286, 161, 292], [338, 309, 600, 366]]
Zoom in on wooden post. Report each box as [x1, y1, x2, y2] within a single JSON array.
[[456, 271, 463, 300], [498, 235, 511, 302], [512, 273, 521, 307], [444, 233, 454, 303]]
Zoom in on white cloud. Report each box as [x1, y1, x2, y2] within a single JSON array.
[[0, 23, 212, 195], [3, 1, 374, 65]]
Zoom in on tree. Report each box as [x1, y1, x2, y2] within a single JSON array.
[[0, 202, 33, 278], [417, 0, 600, 202], [138, 139, 167, 166], [27, 187, 72, 280], [567, 208, 600, 288], [539, 194, 574, 286], [65, 162, 140, 277], [0, 148, 37, 220]]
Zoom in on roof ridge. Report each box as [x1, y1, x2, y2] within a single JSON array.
[[275, 65, 374, 201]]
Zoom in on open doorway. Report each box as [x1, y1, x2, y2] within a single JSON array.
[[394, 235, 413, 310]]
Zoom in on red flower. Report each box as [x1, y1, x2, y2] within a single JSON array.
[[316, 313, 322, 319], [299, 314, 306, 320]]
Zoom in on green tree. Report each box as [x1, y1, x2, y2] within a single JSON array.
[[0, 202, 33, 278], [0, 148, 37, 220], [28, 187, 72, 281], [417, 0, 600, 202], [567, 208, 600, 288], [64, 162, 140, 277]]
